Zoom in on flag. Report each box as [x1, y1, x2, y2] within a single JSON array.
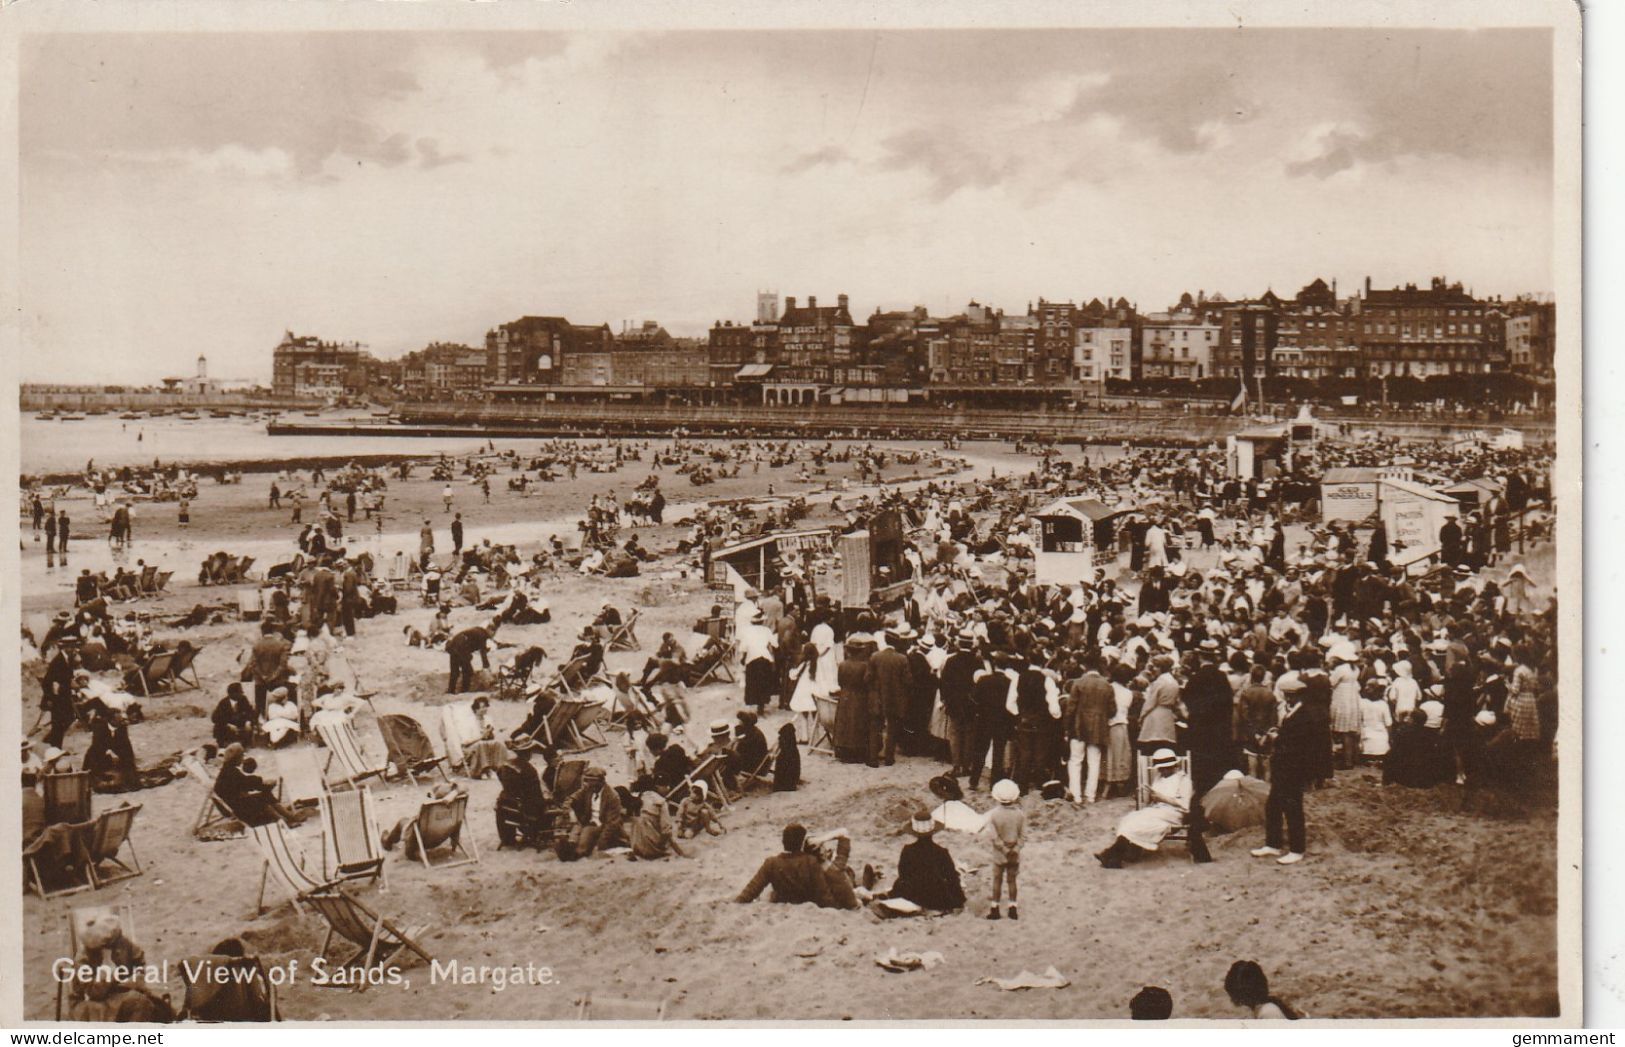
[[1230, 378, 1248, 413]]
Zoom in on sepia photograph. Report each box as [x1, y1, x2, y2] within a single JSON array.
[[3, 0, 1583, 1027]]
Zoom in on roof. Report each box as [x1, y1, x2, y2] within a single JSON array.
[[1236, 427, 1288, 442], [1379, 477, 1459, 505], [1321, 467, 1382, 485], [735, 363, 775, 379], [1442, 477, 1505, 496], [1036, 497, 1131, 522]]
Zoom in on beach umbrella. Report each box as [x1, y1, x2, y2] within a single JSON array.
[[1201, 772, 1271, 833]]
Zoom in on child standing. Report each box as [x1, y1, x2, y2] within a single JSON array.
[[177, 498, 190, 530], [986, 778, 1025, 920]]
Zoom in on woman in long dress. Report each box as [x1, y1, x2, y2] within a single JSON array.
[[1328, 649, 1363, 770], [832, 636, 875, 763], [1103, 663, 1135, 797]]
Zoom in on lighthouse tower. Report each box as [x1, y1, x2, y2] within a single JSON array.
[[197, 354, 208, 380]]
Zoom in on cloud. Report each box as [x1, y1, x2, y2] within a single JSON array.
[[875, 128, 1012, 200], [416, 137, 469, 170], [781, 145, 853, 175], [1062, 64, 1259, 154]]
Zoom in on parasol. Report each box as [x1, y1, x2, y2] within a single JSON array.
[[1201, 771, 1271, 833]]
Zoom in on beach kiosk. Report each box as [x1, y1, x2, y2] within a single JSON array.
[[1031, 497, 1133, 584], [1379, 477, 1462, 568], [1227, 427, 1289, 481], [710, 527, 833, 593]]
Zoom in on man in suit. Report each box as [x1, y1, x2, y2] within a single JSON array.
[[870, 627, 914, 766], [446, 621, 499, 694], [567, 765, 623, 857], [938, 632, 980, 776], [1253, 677, 1315, 865], [1066, 656, 1115, 805], [1180, 641, 1235, 863]]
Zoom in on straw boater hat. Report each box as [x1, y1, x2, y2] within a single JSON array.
[[908, 811, 938, 836], [1149, 748, 1180, 770], [709, 719, 732, 738]]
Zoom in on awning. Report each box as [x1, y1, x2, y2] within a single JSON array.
[[735, 363, 775, 379]]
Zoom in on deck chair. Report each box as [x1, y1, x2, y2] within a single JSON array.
[[1134, 752, 1192, 845], [543, 654, 600, 697], [376, 714, 451, 785], [439, 702, 482, 773], [319, 786, 387, 890], [130, 650, 178, 696], [691, 639, 737, 685], [605, 609, 642, 652], [538, 699, 606, 754], [552, 758, 588, 798], [302, 885, 432, 993], [237, 589, 263, 621], [77, 803, 144, 889], [273, 747, 327, 807], [571, 699, 610, 750], [25, 821, 91, 898], [180, 954, 279, 1022], [575, 994, 670, 1020], [137, 564, 159, 595], [56, 904, 136, 1020], [809, 694, 840, 756], [44, 770, 94, 824], [315, 720, 389, 790], [408, 792, 479, 870], [154, 569, 173, 593], [606, 687, 658, 734], [169, 644, 204, 692], [250, 821, 332, 915], [737, 744, 779, 792], [664, 753, 733, 808], [183, 755, 246, 840]]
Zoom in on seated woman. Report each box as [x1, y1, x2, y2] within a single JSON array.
[[627, 789, 689, 860], [262, 686, 302, 747], [65, 912, 172, 1022], [212, 683, 259, 749], [460, 696, 511, 779], [1096, 749, 1191, 869], [877, 812, 965, 914], [510, 689, 559, 748]]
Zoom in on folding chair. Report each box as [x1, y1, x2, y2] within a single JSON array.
[[575, 994, 670, 1020], [237, 589, 264, 621], [25, 822, 91, 898], [540, 699, 606, 754], [154, 570, 174, 593], [77, 803, 144, 889], [43, 770, 94, 824], [543, 655, 602, 697], [571, 699, 610, 750], [180, 954, 280, 1022], [664, 753, 734, 808], [315, 720, 389, 791], [376, 714, 451, 785], [273, 747, 327, 807], [301, 885, 432, 993], [169, 644, 205, 693], [56, 904, 136, 1020], [409, 792, 479, 870], [440, 702, 482, 774], [130, 650, 178, 696], [737, 744, 779, 792], [606, 687, 659, 734], [249, 821, 332, 915], [692, 639, 738, 686], [1134, 752, 1192, 845], [605, 609, 642, 652], [809, 694, 840, 756], [319, 786, 387, 890], [182, 755, 246, 840], [552, 758, 588, 798], [137, 564, 159, 596]]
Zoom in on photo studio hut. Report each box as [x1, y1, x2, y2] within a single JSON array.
[[1319, 466, 1462, 569], [839, 508, 915, 608], [710, 528, 833, 597], [1031, 497, 1134, 584]]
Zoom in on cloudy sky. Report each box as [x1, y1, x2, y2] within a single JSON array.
[[20, 28, 1554, 384]]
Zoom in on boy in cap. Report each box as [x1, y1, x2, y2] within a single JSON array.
[[985, 779, 1025, 920]]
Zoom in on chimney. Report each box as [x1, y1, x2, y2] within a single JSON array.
[[1364, 276, 1371, 296], [837, 293, 848, 311], [785, 296, 796, 311], [808, 295, 818, 309]]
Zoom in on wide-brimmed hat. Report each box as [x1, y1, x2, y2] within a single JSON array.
[[889, 623, 917, 640], [709, 719, 732, 737], [1149, 748, 1180, 769], [908, 811, 938, 836]]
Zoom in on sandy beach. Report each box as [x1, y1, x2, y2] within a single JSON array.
[[18, 435, 1560, 1021]]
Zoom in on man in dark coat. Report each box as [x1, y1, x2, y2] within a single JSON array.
[[869, 631, 914, 766], [1297, 652, 1335, 787], [939, 634, 980, 775], [737, 823, 833, 906], [884, 812, 965, 913], [967, 656, 1016, 790], [1254, 678, 1315, 863], [1180, 644, 1235, 863], [904, 636, 938, 757], [446, 621, 497, 693], [41, 642, 78, 749], [1065, 658, 1115, 804]]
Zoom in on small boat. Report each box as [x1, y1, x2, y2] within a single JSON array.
[[210, 409, 237, 418], [177, 410, 202, 420], [120, 411, 142, 420], [59, 413, 86, 421], [303, 410, 323, 417], [36, 411, 57, 420]]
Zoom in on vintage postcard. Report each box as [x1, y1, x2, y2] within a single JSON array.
[[0, 0, 1582, 1028]]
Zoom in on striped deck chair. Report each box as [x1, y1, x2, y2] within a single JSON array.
[[182, 755, 245, 840], [77, 803, 144, 890], [249, 821, 330, 915], [131, 650, 178, 696], [376, 714, 451, 785], [575, 994, 670, 1020], [237, 589, 263, 621], [273, 747, 326, 807], [542, 699, 605, 754], [809, 694, 840, 756], [319, 786, 387, 890], [439, 703, 482, 774], [314, 720, 389, 791], [25, 821, 91, 898], [408, 792, 479, 870], [302, 886, 432, 993], [605, 609, 642, 652], [43, 770, 94, 824]]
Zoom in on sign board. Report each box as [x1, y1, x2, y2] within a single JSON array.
[[841, 530, 872, 607], [1321, 482, 1379, 523]]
